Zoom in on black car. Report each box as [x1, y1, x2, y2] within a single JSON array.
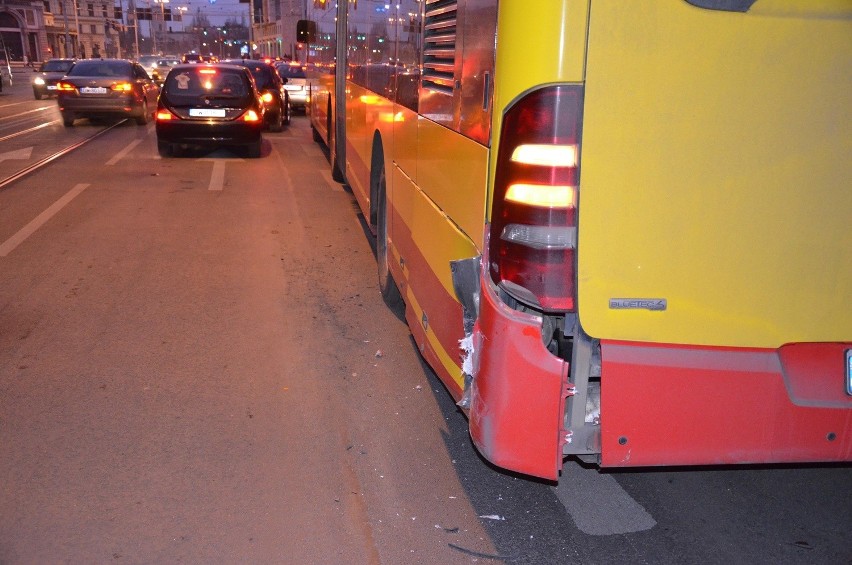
[[155, 63, 265, 158], [222, 59, 290, 132], [56, 59, 159, 126], [32, 58, 75, 99]]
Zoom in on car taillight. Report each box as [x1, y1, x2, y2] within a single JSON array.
[[56, 81, 76, 92], [111, 82, 133, 92], [155, 108, 175, 121], [261, 92, 274, 104], [242, 110, 261, 122], [489, 85, 584, 312]]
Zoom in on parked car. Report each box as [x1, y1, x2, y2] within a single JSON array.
[[56, 59, 159, 126], [222, 59, 290, 131], [32, 58, 75, 99], [275, 61, 308, 112], [155, 63, 265, 158], [152, 57, 181, 85]]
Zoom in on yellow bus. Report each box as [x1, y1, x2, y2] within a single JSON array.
[[300, 0, 852, 480]]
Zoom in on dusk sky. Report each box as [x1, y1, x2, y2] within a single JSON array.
[[170, 0, 250, 26]]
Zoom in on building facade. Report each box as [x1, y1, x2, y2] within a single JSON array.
[[251, 0, 302, 60], [0, 0, 197, 62]]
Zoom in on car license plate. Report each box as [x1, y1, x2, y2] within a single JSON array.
[[846, 349, 852, 396], [80, 87, 107, 94], [47, 85, 57, 90], [189, 108, 226, 117]]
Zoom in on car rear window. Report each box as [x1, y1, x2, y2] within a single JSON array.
[[256, 68, 276, 89], [277, 65, 306, 79], [42, 60, 74, 72], [163, 67, 250, 99], [68, 60, 132, 77]]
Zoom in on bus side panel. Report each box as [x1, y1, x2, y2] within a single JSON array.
[[389, 166, 477, 397], [308, 70, 332, 144], [393, 105, 418, 183], [577, 3, 852, 348], [417, 119, 488, 250], [344, 83, 373, 213], [600, 341, 852, 467]]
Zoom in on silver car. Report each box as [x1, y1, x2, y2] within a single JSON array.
[[276, 62, 308, 111]]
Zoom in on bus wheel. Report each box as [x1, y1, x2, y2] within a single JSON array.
[[330, 128, 345, 182], [376, 165, 403, 309]]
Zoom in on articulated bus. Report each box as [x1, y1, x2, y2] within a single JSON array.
[[300, 0, 852, 480]]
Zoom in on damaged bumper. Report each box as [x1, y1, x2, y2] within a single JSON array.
[[455, 257, 570, 480]]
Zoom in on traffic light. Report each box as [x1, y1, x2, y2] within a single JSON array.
[[297, 20, 316, 43]]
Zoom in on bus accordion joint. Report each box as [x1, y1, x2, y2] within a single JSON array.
[[489, 84, 584, 313]]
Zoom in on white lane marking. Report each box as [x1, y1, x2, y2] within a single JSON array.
[[321, 169, 343, 192], [0, 183, 90, 257], [105, 139, 142, 166], [0, 147, 33, 162], [208, 161, 226, 191], [0, 122, 55, 143], [553, 461, 656, 536]]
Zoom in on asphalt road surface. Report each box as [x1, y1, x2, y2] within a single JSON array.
[[1, 74, 850, 564]]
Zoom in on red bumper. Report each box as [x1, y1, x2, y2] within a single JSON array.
[[600, 341, 852, 467], [468, 276, 569, 480]]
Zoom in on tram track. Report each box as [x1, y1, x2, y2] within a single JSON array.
[[0, 120, 124, 190]]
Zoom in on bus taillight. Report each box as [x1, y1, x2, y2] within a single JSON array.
[[489, 85, 584, 312]]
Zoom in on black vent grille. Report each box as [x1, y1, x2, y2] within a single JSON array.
[[423, 0, 457, 94]]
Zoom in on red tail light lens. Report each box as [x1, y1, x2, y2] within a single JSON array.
[[155, 108, 175, 121], [489, 85, 584, 312], [111, 82, 133, 92], [56, 81, 77, 92], [242, 109, 261, 122]]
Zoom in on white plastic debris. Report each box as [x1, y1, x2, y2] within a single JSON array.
[[478, 515, 506, 521], [459, 334, 475, 375]]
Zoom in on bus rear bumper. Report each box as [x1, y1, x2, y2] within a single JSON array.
[[600, 341, 852, 467], [468, 275, 570, 481]]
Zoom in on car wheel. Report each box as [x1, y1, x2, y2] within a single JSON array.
[[135, 101, 149, 125], [62, 112, 75, 127], [34, 92, 43, 100], [283, 99, 291, 126], [246, 139, 262, 158], [269, 109, 283, 132], [157, 141, 172, 158]]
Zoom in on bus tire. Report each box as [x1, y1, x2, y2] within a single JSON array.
[[311, 125, 322, 143], [376, 164, 403, 310], [329, 129, 344, 182]]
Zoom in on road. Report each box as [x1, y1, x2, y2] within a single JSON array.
[[1, 73, 850, 564]]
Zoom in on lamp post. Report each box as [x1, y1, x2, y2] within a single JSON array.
[[62, 0, 70, 56], [153, 0, 169, 54]]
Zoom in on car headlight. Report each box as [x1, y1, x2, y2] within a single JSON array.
[[33, 77, 45, 85]]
